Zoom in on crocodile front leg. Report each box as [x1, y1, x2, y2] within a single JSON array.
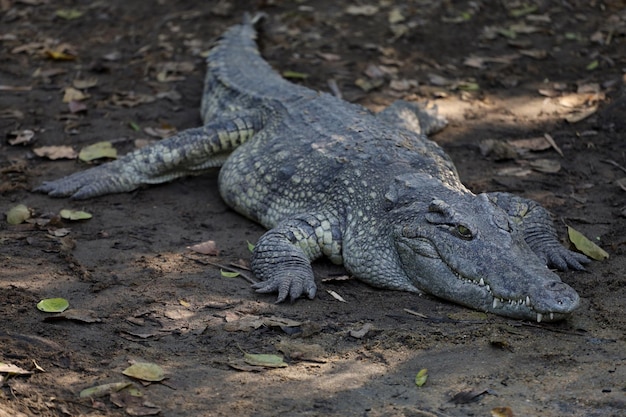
[[251, 212, 343, 302], [486, 192, 590, 270], [35, 111, 264, 199]]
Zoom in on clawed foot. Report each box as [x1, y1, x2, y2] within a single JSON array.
[[538, 245, 590, 271], [34, 162, 139, 199], [252, 272, 317, 303]]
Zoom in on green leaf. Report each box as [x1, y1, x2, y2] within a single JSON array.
[[129, 121, 141, 131], [282, 70, 309, 80], [415, 368, 428, 387], [56, 9, 83, 20], [567, 226, 609, 261], [60, 209, 92, 220], [122, 362, 166, 382], [220, 269, 240, 278], [6, 204, 31, 225], [37, 298, 70, 313], [509, 5, 537, 17], [247, 240, 255, 252], [79, 382, 131, 398], [243, 353, 288, 368], [586, 60, 599, 71], [78, 141, 117, 162]]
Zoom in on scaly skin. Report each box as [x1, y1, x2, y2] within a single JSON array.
[[35, 15, 589, 322]]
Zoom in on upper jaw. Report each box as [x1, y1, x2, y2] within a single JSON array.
[[454, 271, 580, 322]]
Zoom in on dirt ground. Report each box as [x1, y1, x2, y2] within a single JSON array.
[[1, 1, 625, 416]]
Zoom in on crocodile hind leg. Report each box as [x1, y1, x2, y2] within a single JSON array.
[[251, 212, 343, 302], [486, 192, 590, 270], [35, 111, 264, 199]]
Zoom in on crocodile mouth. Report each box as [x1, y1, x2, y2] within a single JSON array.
[[453, 271, 574, 323]]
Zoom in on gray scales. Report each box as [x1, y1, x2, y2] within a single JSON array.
[[36, 15, 590, 322]]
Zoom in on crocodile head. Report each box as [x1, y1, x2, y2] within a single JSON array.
[[388, 176, 579, 322]]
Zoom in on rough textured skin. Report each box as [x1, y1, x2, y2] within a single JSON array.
[[36, 16, 590, 322]]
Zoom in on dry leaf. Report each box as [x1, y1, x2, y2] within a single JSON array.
[[564, 106, 598, 123], [7, 129, 35, 146], [345, 5, 379, 16], [567, 226, 609, 261], [529, 159, 561, 173], [508, 137, 551, 152], [188, 240, 219, 255], [349, 323, 372, 339], [327, 290, 346, 302], [33, 145, 77, 160], [243, 352, 288, 368], [72, 78, 98, 89], [62, 87, 87, 103]]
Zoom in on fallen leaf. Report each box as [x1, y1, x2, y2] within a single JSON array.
[[72, 78, 98, 89], [282, 70, 308, 79], [0, 363, 32, 376], [509, 5, 538, 17], [45, 49, 77, 61], [567, 226, 609, 261], [388, 8, 405, 24], [44, 309, 102, 323], [109, 92, 156, 108], [78, 141, 117, 161], [33, 145, 77, 160], [349, 323, 372, 339], [415, 368, 428, 387], [275, 340, 325, 362], [327, 290, 346, 302], [508, 137, 551, 152], [188, 240, 219, 255], [243, 352, 288, 368], [7, 129, 35, 146], [491, 406, 514, 417], [56, 8, 83, 20], [345, 5, 379, 16], [68, 100, 87, 113], [60, 209, 92, 220], [79, 382, 132, 398], [62, 87, 87, 103], [564, 106, 598, 123], [220, 269, 240, 278], [529, 159, 561, 173], [519, 49, 547, 59], [451, 389, 489, 404], [143, 126, 176, 139], [6, 204, 32, 225], [122, 362, 166, 382], [37, 297, 70, 313]]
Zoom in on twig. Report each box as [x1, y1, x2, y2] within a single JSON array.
[[543, 133, 564, 157], [182, 254, 257, 284], [403, 308, 428, 319], [601, 159, 626, 175]]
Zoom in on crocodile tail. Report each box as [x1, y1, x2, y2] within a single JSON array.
[[201, 14, 310, 123]]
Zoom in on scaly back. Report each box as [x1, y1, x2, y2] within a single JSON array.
[[201, 15, 313, 123]]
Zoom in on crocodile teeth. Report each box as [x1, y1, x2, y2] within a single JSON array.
[[479, 278, 485, 286], [550, 313, 554, 321], [526, 296, 531, 306], [536, 313, 543, 323], [492, 298, 501, 309], [485, 285, 490, 292]]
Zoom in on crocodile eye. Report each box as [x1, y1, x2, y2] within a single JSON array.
[[456, 224, 473, 239]]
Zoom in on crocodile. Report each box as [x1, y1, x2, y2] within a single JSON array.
[[35, 15, 589, 322]]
